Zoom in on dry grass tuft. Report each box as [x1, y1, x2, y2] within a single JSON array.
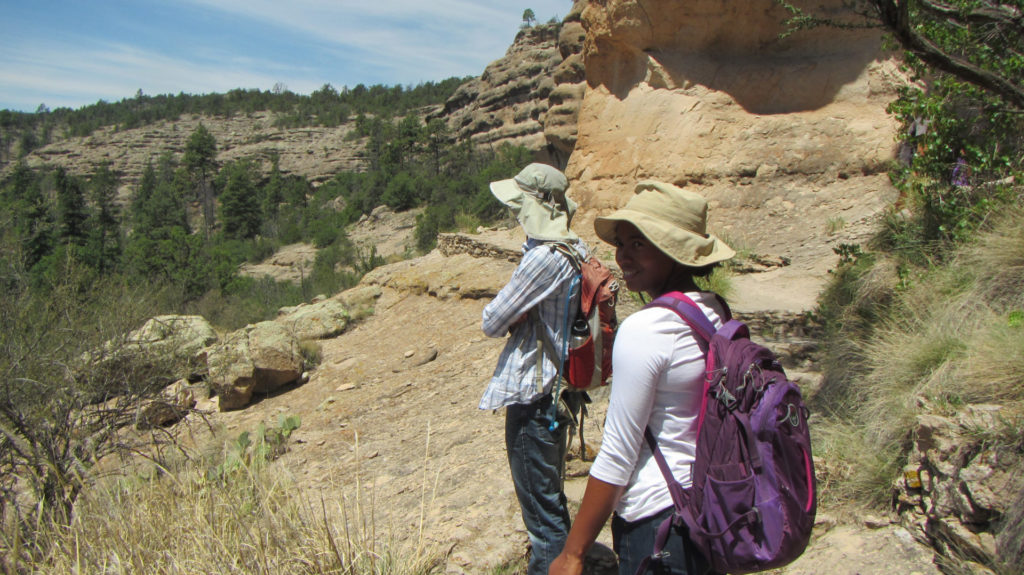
[[5, 428, 444, 575], [24, 461, 441, 575], [809, 418, 902, 511], [812, 205, 1024, 518]]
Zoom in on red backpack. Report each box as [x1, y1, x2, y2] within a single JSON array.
[[536, 242, 619, 391]]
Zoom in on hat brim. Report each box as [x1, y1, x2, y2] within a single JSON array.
[[490, 179, 578, 241], [489, 179, 523, 209], [595, 209, 734, 268]]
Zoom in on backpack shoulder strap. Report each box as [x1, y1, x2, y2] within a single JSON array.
[[547, 241, 583, 273], [645, 291, 718, 345]]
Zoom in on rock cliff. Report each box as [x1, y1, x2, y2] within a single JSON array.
[[428, 4, 589, 168], [20, 112, 365, 202], [566, 0, 905, 313]]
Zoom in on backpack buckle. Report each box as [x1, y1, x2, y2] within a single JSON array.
[[715, 383, 737, 410], [778, 403, 803, 427]]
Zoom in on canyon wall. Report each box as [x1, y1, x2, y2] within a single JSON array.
[[566, 0, 907, 312]]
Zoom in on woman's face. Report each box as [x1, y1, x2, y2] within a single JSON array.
[[613, 221, 676, 297]]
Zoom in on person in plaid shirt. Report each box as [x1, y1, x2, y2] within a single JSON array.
[[481, 163, 589, 575]]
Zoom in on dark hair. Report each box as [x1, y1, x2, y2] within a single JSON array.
[[683, 262, 721, 278]]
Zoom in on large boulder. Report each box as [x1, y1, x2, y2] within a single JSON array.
[[127, 315, 219, 360], [84, 315, 217, 394], [135, 379, 201, 429], [276, 298, 352, 340], [206, 321, 304, 410]]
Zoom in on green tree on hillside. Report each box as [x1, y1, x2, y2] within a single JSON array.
[[425, 118, 449, 176], [124, 156, 209, 298], [262, 154, 284, 223], [5, 162, 52, 271], [219, 160, 261, 240], [523, 8, 536, 26], [84, 162, 121, 272], [54, 167, 87, 247], [381, 170, 419, 211], [130, 157, 189, 236], [184, 123, 218, 237]]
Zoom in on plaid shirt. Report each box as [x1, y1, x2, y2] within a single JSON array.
[[479, 239, 586, 410]]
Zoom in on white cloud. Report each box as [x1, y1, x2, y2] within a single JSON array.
[[177, 0, 562, 80], [0, 0, 569, 111], [1, 40, 287, 111]]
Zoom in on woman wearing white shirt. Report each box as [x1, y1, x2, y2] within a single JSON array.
[[550, 181, 735, 575]]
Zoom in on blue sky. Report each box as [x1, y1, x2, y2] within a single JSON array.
[[0, 0, 570, 113]]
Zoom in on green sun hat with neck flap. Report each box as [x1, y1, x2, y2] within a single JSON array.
[[594, 180, 734, 267], [489, 163, 578, 242]]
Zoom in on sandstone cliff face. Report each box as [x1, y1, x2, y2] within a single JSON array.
[[543, 3, 588, 166], [567, 0, 906, 312], [434, 10, 589, 169], [433, 23, 566, 165]]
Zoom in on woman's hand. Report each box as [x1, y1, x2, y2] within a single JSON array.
[[548, 476, 625, 575], [548, 551, 585, 575]]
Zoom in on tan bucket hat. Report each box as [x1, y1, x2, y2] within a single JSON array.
[[594, 180, 734, 267], [490, 163, 578, 241]]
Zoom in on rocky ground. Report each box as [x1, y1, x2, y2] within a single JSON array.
[[186, 208, 945, 575]]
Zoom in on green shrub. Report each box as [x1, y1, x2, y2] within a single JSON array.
[[207, 414, 301, 483]]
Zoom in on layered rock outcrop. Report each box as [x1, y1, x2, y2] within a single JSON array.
[[895, 406, 1024, 571], [432, 23, 565, 164], [21, 112, 364, 202], [434, 10, 589, 168]]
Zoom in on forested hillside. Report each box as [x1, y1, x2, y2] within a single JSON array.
[[0, 80, 534, 329]]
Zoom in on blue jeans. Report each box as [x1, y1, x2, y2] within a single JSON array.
[[506, 393, 571, 575], [612, 507, 713, 575]]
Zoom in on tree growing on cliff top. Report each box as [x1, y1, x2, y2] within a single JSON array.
[[522, 8, 536, 27]]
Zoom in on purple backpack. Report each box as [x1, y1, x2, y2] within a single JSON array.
[[638, 292, 817, 575]]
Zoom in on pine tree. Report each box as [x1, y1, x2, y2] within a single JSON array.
[[219, 160, 261, 240], [54, 167, 87, 247], [84, 162, 121, 272], [262, 154, 284, 222], [184, 123, 218, 237], [18, 176, 53, 271]]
